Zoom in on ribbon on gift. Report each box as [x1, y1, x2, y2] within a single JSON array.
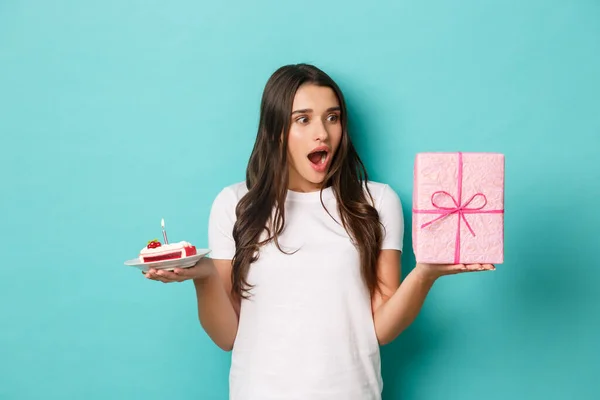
[[413, 152, 504, 264]]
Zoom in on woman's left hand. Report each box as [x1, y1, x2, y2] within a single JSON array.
[[414, 262, 495, 283]]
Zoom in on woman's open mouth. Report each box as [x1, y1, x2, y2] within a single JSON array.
[[307, 146, 330, 173]]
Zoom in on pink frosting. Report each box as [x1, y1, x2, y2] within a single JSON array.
[[139, 241, 194, 256]]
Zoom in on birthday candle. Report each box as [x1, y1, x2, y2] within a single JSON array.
[[161, 218, 169, 244]]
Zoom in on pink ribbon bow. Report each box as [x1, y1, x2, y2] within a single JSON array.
[[413, 152, 504, 264]]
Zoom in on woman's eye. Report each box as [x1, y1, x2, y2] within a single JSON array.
[[296, 116, 309, 124], [327, 114, 339, 122]]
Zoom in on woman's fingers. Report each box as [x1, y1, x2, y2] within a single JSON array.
[[172, 267, 193, 278], [146, 271, 168, 282], [442, 263, 495, 275], [460, 263, 495, 272], [142, 266, 200, 283], [157, 270, 179, 280], [144, 268, 182, 283]]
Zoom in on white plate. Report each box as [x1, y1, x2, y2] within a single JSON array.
[[124, 249, 211, 272]]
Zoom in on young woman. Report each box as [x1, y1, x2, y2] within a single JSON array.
[[144, 63, 495, 400]]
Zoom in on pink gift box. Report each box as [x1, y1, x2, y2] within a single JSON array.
[[412, 152, 505, 264]]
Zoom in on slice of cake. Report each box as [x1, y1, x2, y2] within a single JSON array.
[[139, 239, 197, 263]]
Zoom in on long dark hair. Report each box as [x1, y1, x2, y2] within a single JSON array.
[[231, 63, 383, 300]]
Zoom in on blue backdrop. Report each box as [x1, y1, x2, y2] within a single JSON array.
[[1, 1, 599, 399]]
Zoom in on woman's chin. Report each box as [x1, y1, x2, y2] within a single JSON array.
[[305, 172, 329, 186], [289, 162, 332, 190]]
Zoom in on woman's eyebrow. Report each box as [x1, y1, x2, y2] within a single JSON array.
[[292, 108, 312, 115], [291, 106, 341, 115]]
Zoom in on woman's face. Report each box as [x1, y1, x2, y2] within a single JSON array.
[[286, 84, 343, 192]]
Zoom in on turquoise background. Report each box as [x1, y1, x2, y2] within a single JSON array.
[[1, 1, 599, 399]]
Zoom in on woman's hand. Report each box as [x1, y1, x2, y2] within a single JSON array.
[[414, 262, 495, 283], [143, 257, 216, 283]]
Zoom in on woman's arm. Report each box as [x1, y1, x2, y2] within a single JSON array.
[[146, 257, 240, 351], [371, 249, 494, 345], [193, 258, 240, 351], [371, 251, 433, 345]]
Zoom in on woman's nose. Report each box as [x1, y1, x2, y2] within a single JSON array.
[[313, 121, 329, 141]]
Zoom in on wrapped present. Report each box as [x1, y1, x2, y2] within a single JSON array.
[[412, 152, 505, 264]]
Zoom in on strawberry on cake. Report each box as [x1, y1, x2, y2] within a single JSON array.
[[139, 239, 197, 263]]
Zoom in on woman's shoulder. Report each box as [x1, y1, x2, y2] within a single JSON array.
[[364, 180, 402, 210], [210, 181, 248, 210], [364, 180, 390, 193], [218, 181, 248, 199]]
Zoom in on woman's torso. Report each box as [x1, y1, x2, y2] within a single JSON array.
[[227, 183, 384, 400]]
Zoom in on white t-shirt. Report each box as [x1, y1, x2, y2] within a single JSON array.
[[208, 181, 404, 400]]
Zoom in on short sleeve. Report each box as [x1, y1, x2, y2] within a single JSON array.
[[378, 184, 404, 251], [208, 186, 238, 260]]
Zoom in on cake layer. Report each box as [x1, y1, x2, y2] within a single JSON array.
[[142, 251, 184, 262], [139, 241, 197, 263]]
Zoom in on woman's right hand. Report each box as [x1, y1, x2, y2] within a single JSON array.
[[143, 257, 216, 284]]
